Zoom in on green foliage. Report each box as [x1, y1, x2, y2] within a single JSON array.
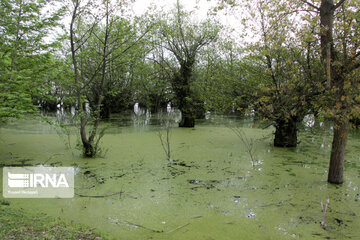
[[65, 0, 157, 156], [133, 58, 173, 112], [234, 0, 325, 125], [79, 14, 151, 113], [43, 113, 76, 149], [0, 0, 62, 121], [151, 1, 220, 124], [196, 42, 261, 114]]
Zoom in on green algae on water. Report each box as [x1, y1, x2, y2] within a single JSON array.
[[0, 116, 359, 240]]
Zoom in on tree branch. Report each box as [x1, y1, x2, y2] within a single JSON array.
[[300, 0, 320, 10], [75, 191, 122, 198], [334, 0, 347, 10], [350, 61, 360, 71], [120, 221, 163, 233]]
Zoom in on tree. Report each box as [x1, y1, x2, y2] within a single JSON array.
[[236, 0, 322, 147], [158, 0, 219, 127], [0, 0, 61, 121], [196, 41, 260, 115], [68, 0, 152, 156], [97, 14, 153, 117], [301, 0, 360, 183], [69, 0, 99, 157], [134, 51, 173, 113]]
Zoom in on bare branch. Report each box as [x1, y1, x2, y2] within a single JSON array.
[[176, 1, 190, 57], [349, 61, 360, 71], [334, 0, 347, 9], [228, 126, 256, 167], [167, 223, 190, 233], [146, 57, 174, 79], [75, 191, 122, 198], [120, 221, 163, 233], [157, 117, 172, 160], [300, 0, 320, 10]]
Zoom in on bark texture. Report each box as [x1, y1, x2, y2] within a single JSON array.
[[328, 118, 348, 184], [173, 61, 196, 128], [274, 117, 298, 147], [319, 0, 348, 184]]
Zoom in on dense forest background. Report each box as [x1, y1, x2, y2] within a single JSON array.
[[0, 0, 359, 184]]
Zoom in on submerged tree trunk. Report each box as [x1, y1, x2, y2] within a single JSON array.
[[326, 56, 348, 182], [179, 112, 195, 127], [160, 2, 218, 128], [173, 61, 196, 128], [350, 117, 360, 128], [194, 98, 206, 119], [85, 1, 110, 157], [328, 118, 349, 184], [70, 0, 91, 157], [100, 100, 111, 119], [274, 117, 297, 147], [69, 0, 110, 157], [83, 140, 95, 157], [178, 98, 196, 128], [319, 0, 348, 184]]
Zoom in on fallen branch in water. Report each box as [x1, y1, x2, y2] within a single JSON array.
[[121, 221, 163, 233], [75, 191, 122, 198], [167, 223, 190, 233], [321, 198, 330, 229]]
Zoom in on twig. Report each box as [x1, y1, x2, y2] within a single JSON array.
[[167, 223, 190, 233], [342, 201, 357, 216], [228, 126, 256, 167], [44, 153, 65, 164], [300, 0, 320, 10], [121, 221, 163, 233], [321, 198, 330, 229], [75, 191, 122, 198], [158, 130, 171, 160], [157, 114, 173, 160]]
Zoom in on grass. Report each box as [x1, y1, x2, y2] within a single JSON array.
[[0, 204, 104, 240]]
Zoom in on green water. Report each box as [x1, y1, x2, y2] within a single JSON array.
[[0, 115, 359, 240]]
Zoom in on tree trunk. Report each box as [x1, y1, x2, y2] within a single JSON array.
[[87, 1, 110, 154], [320, 0, 335, 86], [173, 61, 196, 128], [350, 117, 360, 128], [328, 118, 349, 184], [319, 0, 348, 184], [178, 96, 195, 128], [178, 95, 195, 127], [83, 141, 95, 158], [179, 112, 195, 128], [70, 0, 92, 157], [194, 98, 206, 119], [274, 117, 297, 147], [327, 62, 348, 183], [100, 103, 111, 119]]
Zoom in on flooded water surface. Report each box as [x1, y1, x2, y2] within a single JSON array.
[[0, 113, 359, 239]]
